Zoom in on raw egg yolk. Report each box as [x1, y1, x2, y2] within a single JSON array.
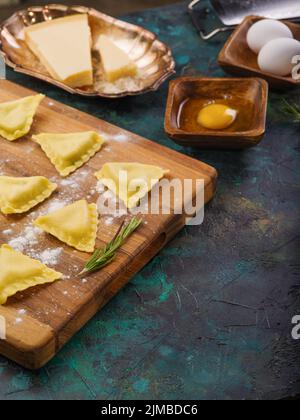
[[197, 104, 237, 130]]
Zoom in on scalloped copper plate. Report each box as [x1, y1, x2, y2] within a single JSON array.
[[0, 4, 176, 98]]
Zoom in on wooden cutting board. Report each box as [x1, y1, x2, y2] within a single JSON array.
[[0, 80, 217, 369]]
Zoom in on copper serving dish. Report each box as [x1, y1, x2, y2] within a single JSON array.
[[0, 4, 176, 98]]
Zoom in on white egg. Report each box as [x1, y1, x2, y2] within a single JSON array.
[[247, 19, 293, 54], [258, 38, 300, 76]]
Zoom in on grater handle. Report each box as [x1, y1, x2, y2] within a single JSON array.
[[188, 0, 234, 40], [189, 0, 300, 41]]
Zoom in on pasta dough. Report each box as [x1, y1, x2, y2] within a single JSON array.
[[0, 94, 44, 141], [95, 162, 169, 209], [0, 245, 62, 305], [32, 131, 104, 177], [34, 200, 98, 252], [0, 175, 57, 214]]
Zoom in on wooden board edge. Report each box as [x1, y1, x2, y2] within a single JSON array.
[[55, 215, 183, 355], [44, 177, 217, 369], [0, 80, 218, 369], [0, 169, 217, 370], [0, 306, 56, 369]]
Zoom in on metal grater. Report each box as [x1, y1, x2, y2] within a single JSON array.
[[189, 0, 300, 40]]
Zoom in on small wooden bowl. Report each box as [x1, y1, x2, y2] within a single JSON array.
[[164, 77, 268, 150], [218, 15, 300, 89]]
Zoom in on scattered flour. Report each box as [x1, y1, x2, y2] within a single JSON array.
[[24, 144, 35, 154], [2, 229, 13, 235], [45, 199, 69, 213], [18, 309, 27, 315], [8, 226, 42, 252], [60, 178, 79, 188], [79, 170, 89, 178], [104, 217, 114, 226], [96, 181, 106, 194], [6, 226, 63, 267], [34, 247, 63, 266], [112, 133, 128, 143], [57, 170, 91, 195], [101, 132, 129, 143]]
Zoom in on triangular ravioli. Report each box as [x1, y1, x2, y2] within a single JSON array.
[[0, 94, 44, 141], [0, 244, 62, 305], [0, 176, 57, 215], [95, 162, 169, 209], [34, 200, 98, 252], [32, 131, 104, 177]]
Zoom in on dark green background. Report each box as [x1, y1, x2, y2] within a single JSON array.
[[0, 1, 299, 400]]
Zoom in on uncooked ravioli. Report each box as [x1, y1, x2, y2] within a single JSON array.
[[0, 245, 62, 305], [34, 200, 99, 253], [33, 131, 105, 177], [95, 162, 169, 209], [0, 176, 57, 215], [0, 94, 44, 141]]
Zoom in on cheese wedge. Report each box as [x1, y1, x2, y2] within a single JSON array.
[[25, 14, 93, 88], [95, 35, 137, 82]]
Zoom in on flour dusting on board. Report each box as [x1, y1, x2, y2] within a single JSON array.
[[44, 199, 70, 213], [7, 225, 63, 266], [96, 180, 106, 194], [100, 132, 129, 143], [112, 133, 129, 142], [8, 226, 42, 252], [34, 247, 64, 266], [60, 178, 79, 188]]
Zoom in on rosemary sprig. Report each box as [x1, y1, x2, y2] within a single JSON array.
[[79, 217, 142, 276], [282, 99, 300, 122]]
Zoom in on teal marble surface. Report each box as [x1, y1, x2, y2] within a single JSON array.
[[0, 1, 299, 400]]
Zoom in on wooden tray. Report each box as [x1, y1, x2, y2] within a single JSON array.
[[218, 16, 300, 89], [164, 77, 268, 149], [0, 80, 217, 369]]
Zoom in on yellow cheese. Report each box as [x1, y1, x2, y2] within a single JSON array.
[[95, 35, 137, 82], [25, 14, 93, 88]]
